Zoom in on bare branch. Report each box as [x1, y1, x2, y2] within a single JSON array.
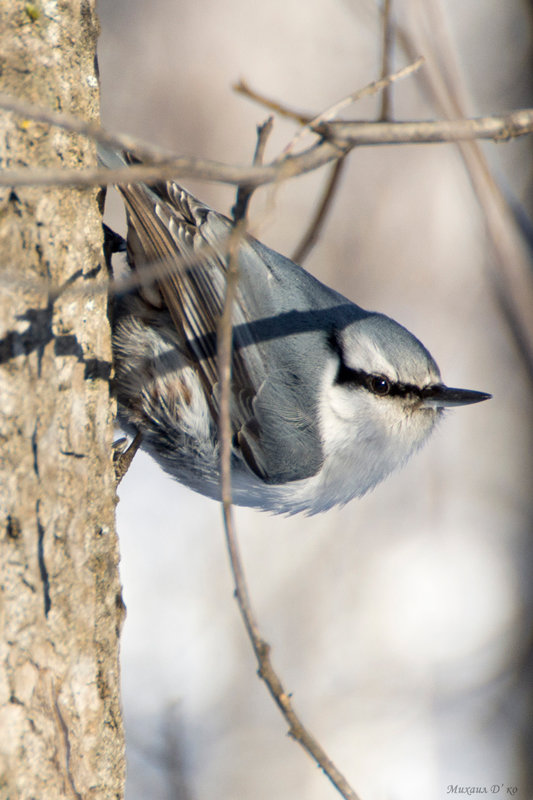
[[0, 141, 345, 188], [217, 127, 362, 800], [0, 91, 175, 161], [319, 108, 533, 144], [219, 119, 273, 517], [291, 2, 398, 265], [379, 0, 395, 121], [291, 158, 347, 264], [234, 79, 311, 125], [235, 57, 424, 135], [0, 106, 530, 193], [232, 117, 274, 221], [219, 122, 270, 629], [408, 1, 533, 377], [217, 227, 241, 514], [282, 57, 424, 155], [221, 488, 363, 800], [1, 92, 531, 192]]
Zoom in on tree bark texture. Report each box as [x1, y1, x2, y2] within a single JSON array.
[[0, 3, 124, 798]]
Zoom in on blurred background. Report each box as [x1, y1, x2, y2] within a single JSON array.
[[97, 1, 533, 798]]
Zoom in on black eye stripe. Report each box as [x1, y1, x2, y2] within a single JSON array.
[[329, 327, 425, 399], [335, 363, 423, 398]]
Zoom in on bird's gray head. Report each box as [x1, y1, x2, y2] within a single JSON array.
[[316, 313, 489, 499]]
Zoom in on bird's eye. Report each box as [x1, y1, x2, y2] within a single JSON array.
[[367, 375, 391, 396]]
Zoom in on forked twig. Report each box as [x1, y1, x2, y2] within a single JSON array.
[[232, 117, 274, 222], [235, 57, 424, 138], [280, 57, 424, 156], [216, 125, 362, 800], [1, 93, 532, 191], [234, 79, 310, 125]]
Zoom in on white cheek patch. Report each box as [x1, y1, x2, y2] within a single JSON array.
[[316, 356, 441, 503], [324, 385, 361, 423]]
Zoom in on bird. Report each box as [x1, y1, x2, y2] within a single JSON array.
[[99, 145, 491, 515]]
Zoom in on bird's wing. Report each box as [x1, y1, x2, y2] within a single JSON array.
[[116, 176, 324, 484]]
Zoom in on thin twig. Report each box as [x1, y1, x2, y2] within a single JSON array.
[[221, 490, 362, 800], [232, 117, 274, 221], [291, 158, 347, 264], [409, 0, 533, 378], [217, 226, 242, 514], [379, 0, 395, 121], [234, 79, 311, 125], [235, 56, 422, 133], [220, 120, 272, 510], [0, 92, 176, 162], [1, 94, 532, 189], [1, 114, 531, 190], [217, 128, 362, 800], [291, 0, 396, 265], [218, 129, 269, 653], [218, 122, 271, 627], [0, 142, 343, 188], [318, 109, 533, 144], [282, 57, 424, 155]]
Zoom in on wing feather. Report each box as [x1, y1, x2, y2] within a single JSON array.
[[113, 162, 326, 484], [118, 180, 266, 455]]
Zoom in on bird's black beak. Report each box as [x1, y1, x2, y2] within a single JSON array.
[[422, 384, 492, 408]]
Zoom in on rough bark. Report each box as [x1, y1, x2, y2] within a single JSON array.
[[0, 2, 124, 798]]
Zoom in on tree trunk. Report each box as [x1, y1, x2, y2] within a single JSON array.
[[0, 2, 124, 798]]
